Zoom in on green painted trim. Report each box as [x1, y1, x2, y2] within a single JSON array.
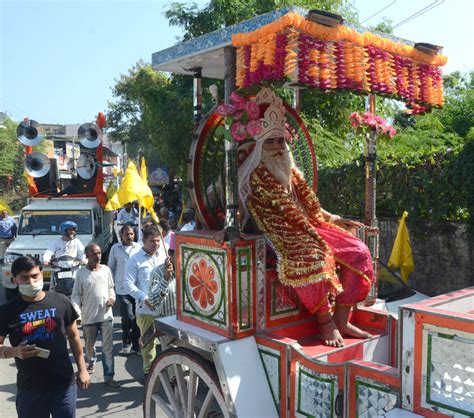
[[296, 367, 335, 417], [258, 348, 281, 414], [355, 379, 398, 418], [426, 332, 473, 416]]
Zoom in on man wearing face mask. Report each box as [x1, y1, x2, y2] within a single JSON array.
[[0, 256, 90, 418], [43, 221, 86, 266]]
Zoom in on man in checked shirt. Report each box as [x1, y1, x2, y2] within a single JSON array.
[[124, 224, 174, 380]]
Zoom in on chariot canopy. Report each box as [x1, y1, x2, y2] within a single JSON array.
[[153, 6, 446, 112]]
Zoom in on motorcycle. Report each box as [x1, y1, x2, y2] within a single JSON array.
[[49, 255, 82, 297]]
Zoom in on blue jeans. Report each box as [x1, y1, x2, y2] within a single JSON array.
[[16, 383, 76, 418], [82, 319, 114, 379]]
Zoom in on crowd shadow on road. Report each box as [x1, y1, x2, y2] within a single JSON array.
[[0, 381, 16, 404], [76, 381, 143, 417], [73, 318, 147, 417]]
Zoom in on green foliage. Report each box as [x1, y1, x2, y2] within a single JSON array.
[[0, 118, 29, 210], [317, 73, 474, 232], [106, 1, 472, 235], [165, 0, 354, 41], [107, 63, 195, 176]]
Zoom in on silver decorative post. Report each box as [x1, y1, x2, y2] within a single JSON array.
[[364, 95, 377, 227], [223, 46, 239, 232], [192, 68, 202, 125]]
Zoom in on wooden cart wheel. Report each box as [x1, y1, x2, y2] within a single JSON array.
[[144, 347, 230, 418]]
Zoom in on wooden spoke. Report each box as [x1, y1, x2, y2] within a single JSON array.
[[197, 388, 214, 418], [173, 363, 188, 411], [186, 370, 197, 418], [159, 371, 179, 412], [151, 393, 174, 418]]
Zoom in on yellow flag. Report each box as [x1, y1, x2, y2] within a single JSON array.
[[0, 199, 13, 214], [388, 211, 414, 282], [105, 161, 154, 211], [105, 181, 117, 200], [140, 157, 148, 182]]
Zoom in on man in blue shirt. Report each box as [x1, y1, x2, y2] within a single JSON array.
[[0, 210, 16, 260]]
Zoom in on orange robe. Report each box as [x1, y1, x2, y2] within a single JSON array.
[[247, 165, 373, 314]]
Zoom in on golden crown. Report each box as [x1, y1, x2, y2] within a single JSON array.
[[254, 88, 286, 142]]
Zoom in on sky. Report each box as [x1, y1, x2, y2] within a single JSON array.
[[1, 0, 473, 125]]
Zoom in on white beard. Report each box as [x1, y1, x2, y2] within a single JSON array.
[[261, 148, 295, 190]]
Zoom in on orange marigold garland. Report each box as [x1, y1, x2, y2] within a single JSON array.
[[232, 12, 446, 113]]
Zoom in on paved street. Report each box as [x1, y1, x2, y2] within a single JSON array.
[[0, 284, 162, 418]]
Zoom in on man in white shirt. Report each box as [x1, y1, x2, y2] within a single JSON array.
[[179, 208, 196, 232], [43, 221, 86, 266], [117, 203, 139, 225], [107, 225, 142, 355], [125, 224, 174, 378], [71, 243, 119, 388]]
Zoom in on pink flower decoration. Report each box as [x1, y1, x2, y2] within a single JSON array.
[[217, 104, 235, 116], [247, 120, 263, 137], [231, 122, 248, 142], [233, 111, 243, 121], [246, 102, 260, 120], [350, 111, 396, 140], [230, 92, 246, 110]]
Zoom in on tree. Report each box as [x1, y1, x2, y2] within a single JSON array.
[[107, 63, 195, 176]]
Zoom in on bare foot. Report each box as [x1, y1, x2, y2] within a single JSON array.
[[319, 319, 345, 348], [336, 321, 372, 339]]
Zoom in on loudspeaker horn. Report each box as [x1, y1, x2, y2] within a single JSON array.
[[25, 152, 50, 177], [76, 153, 96, 180], [77, 123, 102, 148], [16, 120, 44, 146]]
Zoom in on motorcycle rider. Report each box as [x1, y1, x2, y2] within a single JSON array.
[[43, 221, 86, 266]]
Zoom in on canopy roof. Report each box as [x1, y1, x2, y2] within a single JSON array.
[[152, 6, 443, 79]]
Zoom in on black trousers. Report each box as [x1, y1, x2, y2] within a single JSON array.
[[117, 294, 141, 351]]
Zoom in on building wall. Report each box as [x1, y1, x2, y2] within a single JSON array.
[[378, 219, 474, 296]]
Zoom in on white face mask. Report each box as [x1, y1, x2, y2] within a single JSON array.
[[19, 280, 44, 297]]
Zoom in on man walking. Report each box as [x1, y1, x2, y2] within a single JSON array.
[[0, 256, 90, 418], [107, 224, 142, 354], [71, 243, 119, 388], [125, 224, 174, 379], [0, 209, 16, 258]]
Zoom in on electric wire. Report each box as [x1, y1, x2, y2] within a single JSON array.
[[360, 0, 398, 24], [392, 0, 445, 29]]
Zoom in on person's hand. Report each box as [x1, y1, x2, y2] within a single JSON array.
[[213, 229, 225, 245], [13, 341, 40, 360], [144, 298, 155, 311], [164, 258, 174, 282], [76, 369, 90, 390], [340, 219, 364, 228], [106, 298, 114, 307]]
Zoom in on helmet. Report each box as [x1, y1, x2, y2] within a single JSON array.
[[60, 221, 78, 234]]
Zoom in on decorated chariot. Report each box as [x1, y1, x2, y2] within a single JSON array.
[[143, 7, 473, 418]]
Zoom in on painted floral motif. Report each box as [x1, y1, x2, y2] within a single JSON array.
[[189, 259, 219, 310]]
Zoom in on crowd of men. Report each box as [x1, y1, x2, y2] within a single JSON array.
[[0, 203, 195, 418]]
